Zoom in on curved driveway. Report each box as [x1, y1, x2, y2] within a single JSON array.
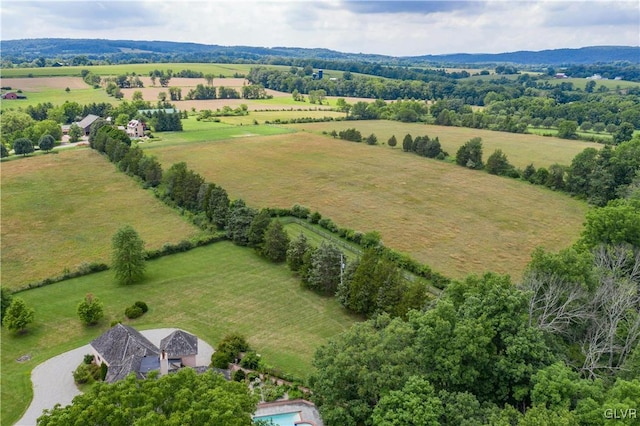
[[15, 328, 214, 426]]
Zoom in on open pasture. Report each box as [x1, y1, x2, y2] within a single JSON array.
[[1, 149, 203, 290], [0, 242, 358, 426], [287, 120, 602, 169], [144, 131, 588, 280], [0, 77, 113, 109]]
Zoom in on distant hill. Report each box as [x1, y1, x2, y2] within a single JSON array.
[[1, 38, 638, 66], [412, 46, 640, 65]]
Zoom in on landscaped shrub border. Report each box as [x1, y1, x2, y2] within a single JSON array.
[[13, 233, 227, 294]]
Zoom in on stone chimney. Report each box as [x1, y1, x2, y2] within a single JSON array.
[[160, 349, 168, 376]]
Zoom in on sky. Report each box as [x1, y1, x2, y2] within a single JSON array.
[[1, 1, 638, 56]]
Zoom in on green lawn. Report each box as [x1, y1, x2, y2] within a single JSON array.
[[1, 149, 203, 290], [286, 120, 602, 169], [0, 242, 359, 426]]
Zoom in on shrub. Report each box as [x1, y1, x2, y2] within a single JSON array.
[[99, 362, 108, 381], [134, 301, 148, 313], [83, 354, 95, 365], [288, 388, 304, 400], [73, 363, 95, 384], [125, 305, 143, 319], [232, 369, 246, 382], [309, 211, 322, 224], [291, 204, 310, 219], [211, 350, 234, 369], [338, 128, 362, 142], [240, 351, 261, 370]]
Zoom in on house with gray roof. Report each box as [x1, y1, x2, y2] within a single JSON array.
[[76, 114, 100, 135], [90, 324, 200, 383], [161, 330, 198, 367]]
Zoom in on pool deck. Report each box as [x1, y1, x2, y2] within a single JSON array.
[[254, 399, 324, 426]]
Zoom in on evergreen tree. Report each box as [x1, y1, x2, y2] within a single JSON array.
[[112, 225, 146, 285], [227, 199, 257, 246], [286, 233, 312, 272], [307, 242, 344, 296], [1, 287, 13, 325], [261, 221, 290, 262], [247, 209, 272, 249], [402, 134, 413, 152]]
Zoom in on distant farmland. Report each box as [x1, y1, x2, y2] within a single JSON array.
[[144, 129, 589, 280], [1, 149, 203, 290]]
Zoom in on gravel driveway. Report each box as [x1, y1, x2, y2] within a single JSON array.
[[15, 328, 214, 426]]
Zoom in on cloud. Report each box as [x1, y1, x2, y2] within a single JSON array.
[[3, 1, 163, 33], [338, 0, 486, 15], [542, 1, 639, 27], [0, 0, 637, 56]]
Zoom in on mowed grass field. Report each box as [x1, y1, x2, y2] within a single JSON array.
[[288, 120, 602, 169], [0, 63, 265, 78], [1, 149, 203, 290], [1, 242, 359, 425], [143, 129, 589, 280]]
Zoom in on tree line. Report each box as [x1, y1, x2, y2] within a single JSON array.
[[311, 190, 640, 425], [248, 66, 640, 137]]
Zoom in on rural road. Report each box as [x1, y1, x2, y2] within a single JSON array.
[[15, 328, 214, 426]]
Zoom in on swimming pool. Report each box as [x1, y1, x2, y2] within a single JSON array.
[[253, 411, 301, 426]]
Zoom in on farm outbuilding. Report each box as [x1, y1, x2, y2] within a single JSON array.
[[1, 92, 26, 100]]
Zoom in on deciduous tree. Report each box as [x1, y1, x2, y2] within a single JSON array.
[[68, 123, 83, 143], [455, 137, 483, 169], [4, 298, 35, 333], [38, 134, 55, 152], [38, 368, 257, 425], [77, 293, 104, 326], [13, 138, 34, 156]]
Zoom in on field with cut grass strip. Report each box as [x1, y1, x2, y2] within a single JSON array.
[[287, 120, 602, 169], [144, 131, 589, 280], [1, 149, 203, 290], [281, 220, 362, 260], [0, 242, 359, 426], [143, 118, 296, 147]]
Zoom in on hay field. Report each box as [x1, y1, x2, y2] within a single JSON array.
[[1, 149, 203, 290], [145, 132, 589, 280], [287, 120, 601, 169]]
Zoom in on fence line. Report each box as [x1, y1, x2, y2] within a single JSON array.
[[281, 217, 363, 256], [280, 216, 442, 296]]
